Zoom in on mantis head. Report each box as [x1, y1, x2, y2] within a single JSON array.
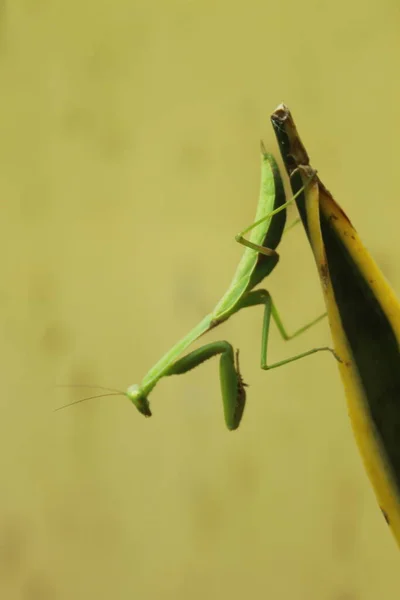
[[55, 383, 152, 417], [126, 384, 152, 417]]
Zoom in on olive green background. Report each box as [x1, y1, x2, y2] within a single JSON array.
[[1, 1, 400, 598]]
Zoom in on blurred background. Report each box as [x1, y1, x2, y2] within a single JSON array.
[[1, 1, 400, 598]]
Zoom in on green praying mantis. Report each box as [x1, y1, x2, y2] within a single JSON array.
[[59, 145, 337, 426], [122, 148, 338, 428]]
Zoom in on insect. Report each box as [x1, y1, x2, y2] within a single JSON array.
[[119, 147, 335, 429], [264, 104, 400, 548]]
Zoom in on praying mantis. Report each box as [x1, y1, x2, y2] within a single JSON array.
[[60, 148, 335, 422], [121, 148, 337, 428]]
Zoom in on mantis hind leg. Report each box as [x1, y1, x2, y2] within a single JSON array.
[[165, 342, 247, 430], [236, 218, 300, 254], [283, 217, 301, 235], [236, 171, 315, 253]]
